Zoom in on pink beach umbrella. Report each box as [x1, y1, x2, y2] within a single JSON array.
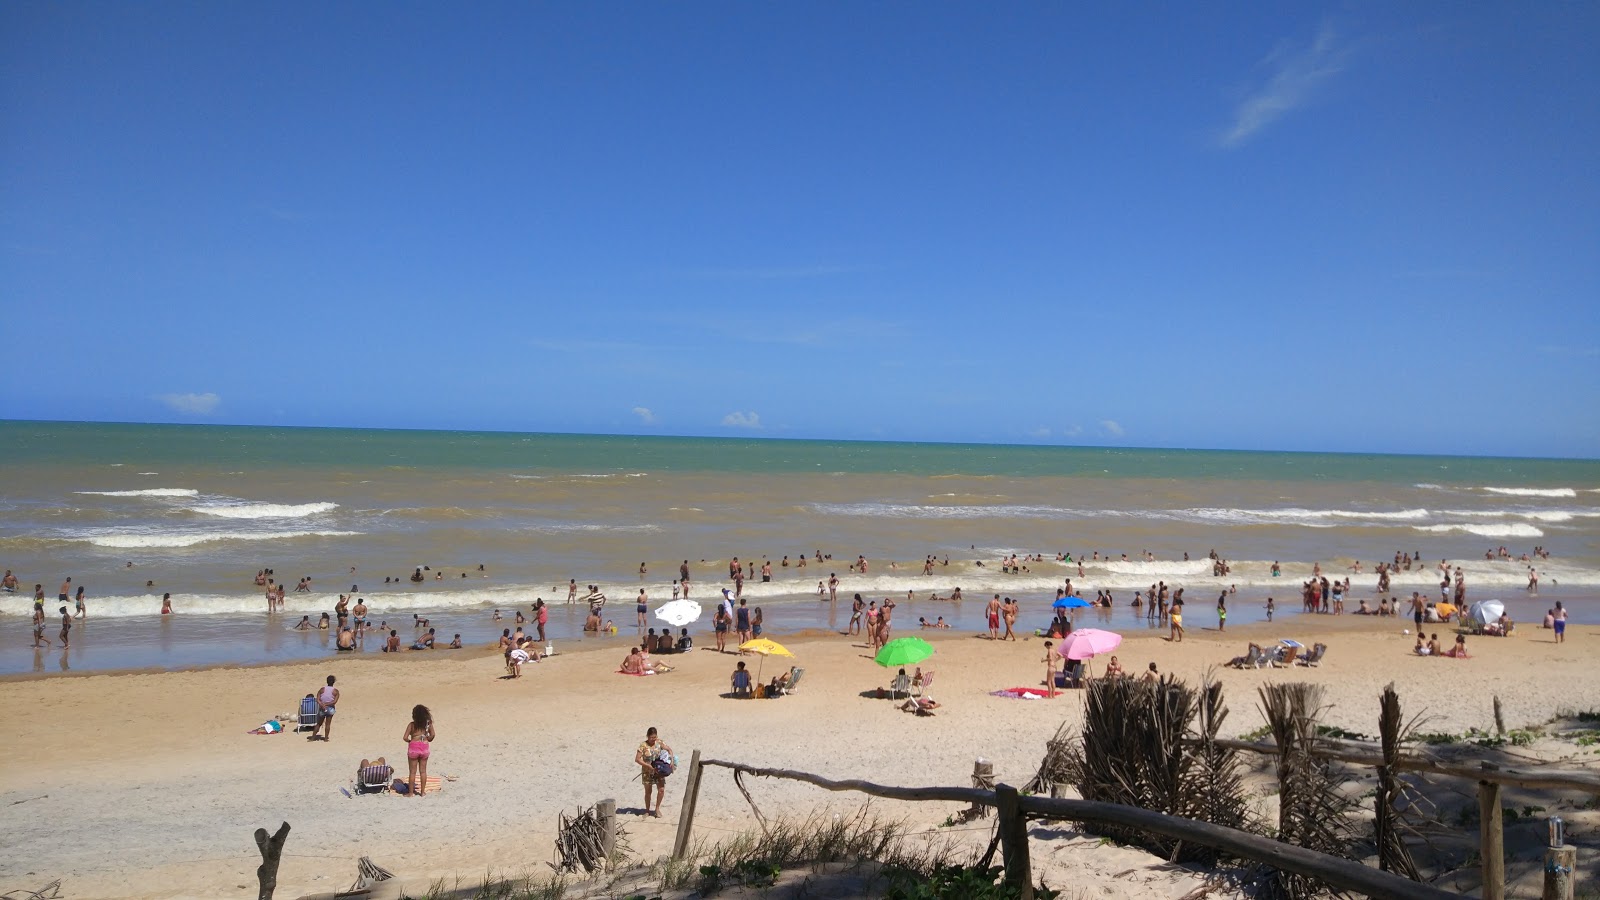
[[1056, 629, 1123, 673]]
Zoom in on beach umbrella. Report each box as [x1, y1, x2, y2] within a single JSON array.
[[1470, 599, 1506, 625], [1056, 628, 1122, 661], [1053, 595, 1093, 609], [874, 636, 934, 669], [655, 599, 702, 628], [739, 637, 794, 682]]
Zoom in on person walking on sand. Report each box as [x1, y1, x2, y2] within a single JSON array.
[[1169, 597, 1184, 642], [1002, 596, 1018, 641], [312, 675, 340, 741], [986, 594, 1001, 640], [635, 726, 674, 818], [849, 594, 864, 635], [1554, 601, 1567, 643], [403, 704, 435, 796]]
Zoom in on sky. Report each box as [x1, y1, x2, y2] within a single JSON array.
[[2, 3, 1597, 458]]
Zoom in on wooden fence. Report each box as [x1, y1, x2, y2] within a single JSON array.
[[670, 753, 1460, 900]]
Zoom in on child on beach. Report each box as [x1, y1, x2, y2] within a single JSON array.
[[1265, 597, 1274, 622], [403, 705, 434, 796]]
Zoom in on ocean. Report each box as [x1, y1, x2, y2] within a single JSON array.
[[2, 420, 1596, 675]]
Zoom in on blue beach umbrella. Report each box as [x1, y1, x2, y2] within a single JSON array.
[[1053, 596, 1092, 609]]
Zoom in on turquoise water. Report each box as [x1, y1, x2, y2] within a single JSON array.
[[3, 420, 1595, 481], [1, 420, 1595, 675]]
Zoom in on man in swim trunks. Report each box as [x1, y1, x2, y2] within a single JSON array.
[[986, 594, 1001, 640]]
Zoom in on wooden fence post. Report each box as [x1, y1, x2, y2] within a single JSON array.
[[995, 783, 1034, 900], [1479, 780, 1504, 900], [596, 798, 617, 866], [672, 750, 704, 860], [253, 821, 291, 900], [1543, 844, 1576, 900]]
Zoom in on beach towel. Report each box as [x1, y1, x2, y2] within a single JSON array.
[[990, 687, 1059, 700], [390, 775, 445, 796]]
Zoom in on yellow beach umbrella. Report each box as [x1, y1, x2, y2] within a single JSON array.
[[739, 638, 794, 683]]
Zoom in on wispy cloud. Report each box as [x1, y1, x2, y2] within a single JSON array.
[[158, 392, 221, 415], [722, 411, 762, 429], [1100, 419, 1125, 438], [632, 406, 657, 425], [529, 338, 642, 355], [1061, 424, 1084, 438], [669, 264, 875, 281], [1538, 345, 1600, 359], [1027, 427, 1052, 439], [1220, 21, 1348, 148]]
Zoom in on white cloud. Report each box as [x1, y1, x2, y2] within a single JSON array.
[[1220, 21, 1347, 148], [158, 392, 220, 415], [1100, 419, 1125, 438], [722, 411, 762, 429], [1062, 424, 1085, 438], [632, 406, 657, 425], [1028, 427, 1052, 439]]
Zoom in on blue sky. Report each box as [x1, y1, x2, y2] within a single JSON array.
[[3, 3, 1596, 457]]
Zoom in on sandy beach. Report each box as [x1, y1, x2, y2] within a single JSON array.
[[3, 613, 1597, 899]]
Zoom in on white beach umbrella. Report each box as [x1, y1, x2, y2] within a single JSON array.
[[1470, 599, 1506, 625], [655, 599, 703, 628]]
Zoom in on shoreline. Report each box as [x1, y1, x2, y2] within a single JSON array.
[[5, 615, 1596, 899]]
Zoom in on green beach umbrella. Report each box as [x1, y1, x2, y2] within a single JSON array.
[[874, 636, 934, 668]]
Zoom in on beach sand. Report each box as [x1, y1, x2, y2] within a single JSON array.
[[3, 614, 1596, 899]]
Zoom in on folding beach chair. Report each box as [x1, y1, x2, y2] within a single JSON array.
[[356, 763, 393, 794], [1271, 645, 1300, 668], [731, 668, 753, 698], [1228, 644, 1265, 669], [296, 694, 320, 732], [889, 671, 912, 700], [1297, 643, 1327, 667], [775, 666, 804, 695]]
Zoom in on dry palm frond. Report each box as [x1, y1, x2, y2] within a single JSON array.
[[1257, 682, 1359, 899], [1374, 683, 1425, 880], [1059, 673, 1253, 863]]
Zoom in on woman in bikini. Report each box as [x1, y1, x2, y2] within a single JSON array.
[[403, 704, 435, 797]]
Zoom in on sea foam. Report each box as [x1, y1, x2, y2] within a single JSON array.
[[192, 501, 340, 519], [1483, 487, 1577, 498], [76, 529, 361, 548], [75, 488, 199, 498], [1414, 523, 1544, 539]]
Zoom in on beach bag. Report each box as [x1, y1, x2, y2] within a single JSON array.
[[652, 756, 675, 778], [393, 779, 410, 795]]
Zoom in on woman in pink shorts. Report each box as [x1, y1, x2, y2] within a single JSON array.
[[403, 704, 435, 796]]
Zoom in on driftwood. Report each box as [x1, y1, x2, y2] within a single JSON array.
[[345, 857, 394, 893], [1202, 738, 1600, 794], [254, 822, 291, 900], [696, 758, 1454, 900], [0, 880, 62, 900], [551, 804, 628, 873]]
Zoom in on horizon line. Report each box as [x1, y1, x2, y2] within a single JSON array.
[[0, 417, 1595, 465]]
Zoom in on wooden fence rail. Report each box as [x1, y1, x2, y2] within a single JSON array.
[[681, 757, 1458, 900]]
